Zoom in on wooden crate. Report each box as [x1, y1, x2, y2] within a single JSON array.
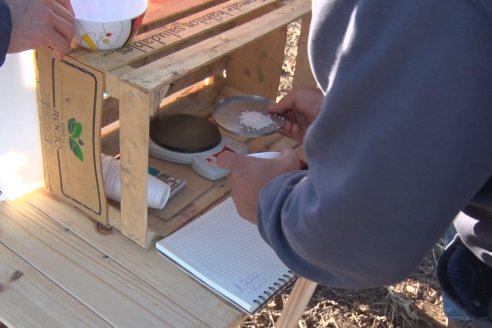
[[36, 0, 315, 248]]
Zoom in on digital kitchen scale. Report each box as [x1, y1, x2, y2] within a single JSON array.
[[149, 114, 247, 180]]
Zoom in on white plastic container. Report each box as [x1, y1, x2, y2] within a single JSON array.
[[101, 154, 170, 209]]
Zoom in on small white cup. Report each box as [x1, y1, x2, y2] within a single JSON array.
[[101, 154, 170, 209], [146, 174, 171, 209]]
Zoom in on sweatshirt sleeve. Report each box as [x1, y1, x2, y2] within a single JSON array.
[[257, 0, 492, 289], [0, 0, 11, 66]]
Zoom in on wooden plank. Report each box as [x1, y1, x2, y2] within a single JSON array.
[[0, 199, 214, 327], [292, 13, 317, 89], [159, 71, 225, 117], [101, 121, 120, 156], [162, 59, 227, 99], [36, 49, 61, 203], [120, 0, 310, 92], [101, 96, 120, 127], [74, 0, 277, 72], [65, 0, 225, 59], [36, 48, 54, 110], [36, 50, 108, 225], [105, 65, 132, 97], [118, 84, 153, 247], [276, 278, 317, 328], [149, 174, 230, 237], [23, 190, 243, 327], [226, 26, 287, 100], [0, 243, 111, 328], [147, 156, 224, 222], [143, 0, 227, 31]]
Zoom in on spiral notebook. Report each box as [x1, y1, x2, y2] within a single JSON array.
[[155, 197, 296, 314]]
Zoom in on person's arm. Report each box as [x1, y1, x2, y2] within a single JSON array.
[[257, 1, 492, 289], [218, 149, 301, 223], [0, 0, 12, 66], [217, 87, 322, 223]]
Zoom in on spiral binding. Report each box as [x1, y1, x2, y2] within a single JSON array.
[[252, 270, 297, 309]]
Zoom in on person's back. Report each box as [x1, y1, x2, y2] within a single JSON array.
[[221, 1, 492, 327]]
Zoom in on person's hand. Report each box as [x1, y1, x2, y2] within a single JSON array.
[[5, 0, 74, 60], [217, 149, 300, 224], [269, 87, 324, 143]]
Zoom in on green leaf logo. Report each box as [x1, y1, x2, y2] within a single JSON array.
[[68, 118, 84, 161]]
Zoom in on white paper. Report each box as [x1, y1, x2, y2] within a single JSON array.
[[155, 197, 294, 313]]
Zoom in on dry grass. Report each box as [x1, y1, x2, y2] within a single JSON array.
[[238, 21, 448, 328], [239, 243, 446, 328]]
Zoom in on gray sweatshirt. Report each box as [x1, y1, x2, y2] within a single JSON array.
[[257, 0, 492, 289]]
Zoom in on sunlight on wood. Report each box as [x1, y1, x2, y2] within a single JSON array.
[[19, 51, 37, 89], [0, 152, 43, 200]]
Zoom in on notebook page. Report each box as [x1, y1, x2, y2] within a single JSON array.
[[155, 197, 293, 313]]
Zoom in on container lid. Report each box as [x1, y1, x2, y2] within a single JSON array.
[[213, 95, 285, 138]]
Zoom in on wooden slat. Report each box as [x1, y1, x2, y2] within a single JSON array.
[[23, 190, 243, 327], [276, 278, 317, 328], [0, 199, 215, 327], [226, 26, 287, 100], [102, 96, 120, 127], [36, 49, 108, 225], [149, 176, 230, 236], [118, 85, 153, 247], [142, 0, 226, 31], [104, 65, 133, 100], [65, 0, 226, 59], [120, 0, 310, 92], [0, 243, 111, 328], [158, 71, 225, 117], [73, 0, 277, 72], [35, 48, 53, 109], [292, 13, 317, 89]]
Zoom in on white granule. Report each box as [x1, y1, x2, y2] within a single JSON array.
[[238, 111, 276, 131]]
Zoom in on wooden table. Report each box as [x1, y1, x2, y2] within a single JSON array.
[[0, 0, 318, 326], [0, 190, 317, 327]]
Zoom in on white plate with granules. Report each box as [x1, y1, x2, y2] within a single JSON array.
[[212, 95, 285, 138]]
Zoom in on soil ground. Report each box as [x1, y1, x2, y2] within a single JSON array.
[[239, 243, 447, 328]]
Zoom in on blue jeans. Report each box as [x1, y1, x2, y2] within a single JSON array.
[[442, 225, 470, 322]]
